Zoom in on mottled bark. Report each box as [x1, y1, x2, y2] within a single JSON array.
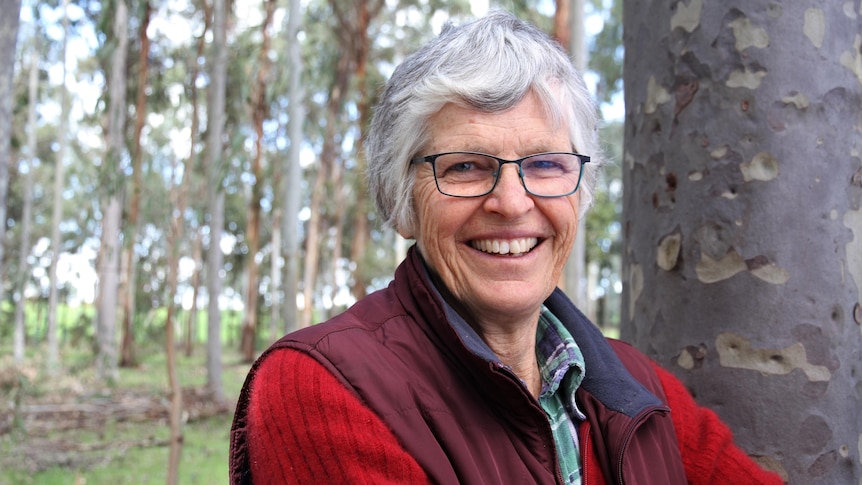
[[623, 1, 862, 483]]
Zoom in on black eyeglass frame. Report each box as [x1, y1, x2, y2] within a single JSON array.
[[410, 151, 591, 198]]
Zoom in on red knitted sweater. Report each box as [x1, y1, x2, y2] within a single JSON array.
[[247, 349, 783, 485]]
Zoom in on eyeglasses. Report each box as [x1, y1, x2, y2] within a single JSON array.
[[410, 151, 590, 198]]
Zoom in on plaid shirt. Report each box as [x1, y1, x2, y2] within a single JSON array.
[[536, 306, 586, 485]]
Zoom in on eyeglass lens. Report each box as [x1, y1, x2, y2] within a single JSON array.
[[431, 153, 584, 197]]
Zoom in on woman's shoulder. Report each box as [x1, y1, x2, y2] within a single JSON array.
[[605, 338, 670, 402]]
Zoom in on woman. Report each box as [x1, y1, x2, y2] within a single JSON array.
[[230, 11, 783, 485]]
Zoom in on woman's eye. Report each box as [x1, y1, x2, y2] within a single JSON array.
[[449, 162, 476, 173], [525, 159, 562, 171]]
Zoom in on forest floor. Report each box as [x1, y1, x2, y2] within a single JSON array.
[[0, 343, 253, 485]]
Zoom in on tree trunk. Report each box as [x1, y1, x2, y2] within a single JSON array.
[[185, 230, 203, 356], [239, 0, 276, 362], [120, 0, 152, 369], [559, 0, 590, 316], [46, 2, 71, 376], [622, 1, 862, 483], [345, 0, 380, 301], [300, 140, 329, 328], [0, 0, 21, 325], [165, 141, 187, 485], [96, 0, 130, 385], [269, 209, 281, 341], [282, 0, 304, 335], [96, 196, 123, 384], [329, 156, 345, 314], [301, 51, 349, 328], [204, 0, 228, 403], [183, 9, 208, 358], [14, 46, 37, 364], [553, 0, 570, 49]]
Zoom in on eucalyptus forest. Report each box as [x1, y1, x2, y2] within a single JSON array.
[[1, 0, 860, 483]]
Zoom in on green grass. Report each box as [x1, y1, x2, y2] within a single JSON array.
[[0, 414, 235, 485], [0, 341, 254, 485]]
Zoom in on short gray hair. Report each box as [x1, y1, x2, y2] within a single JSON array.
[[366, 10, 604, 235]]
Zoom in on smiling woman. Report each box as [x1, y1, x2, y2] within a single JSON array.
[[229, 11, 783, 485]]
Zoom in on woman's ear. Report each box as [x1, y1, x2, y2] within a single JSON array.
[[396, 223, 413, 240]]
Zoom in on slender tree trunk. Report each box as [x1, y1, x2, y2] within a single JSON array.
[[622, 2, 862, 483], [164, 281, 183, 485], [14, 46, 37, 364], [204, 0, 228, 403], [96, 0, 130, 385], [553, 0, 570, 49], [185, 230, 202, 356], [0, 0, 21, 324], [269, 210, 281, 341], [329, 157, 345, 313], [301, 45, 350, 327], [240, 0, 276, 361], [165, 150, 186, 485], [558, 0, 590, 316], [46, 1, 71, 375], [300, 146, 329, 328], [183, 9, 208, 358], [346, 0, 383, 300], [282, 0, 304, 334], [120, 0, 152, 368]]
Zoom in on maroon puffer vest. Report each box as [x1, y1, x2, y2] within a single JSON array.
[[230, 247, 686, 484]]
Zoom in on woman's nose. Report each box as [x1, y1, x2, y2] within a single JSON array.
[[483, 164, 533, 215], [494, 163, 526, 193]]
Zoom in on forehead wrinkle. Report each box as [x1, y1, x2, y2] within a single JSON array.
[[433, 124, 568, 157], [426, 98, 570, 157]]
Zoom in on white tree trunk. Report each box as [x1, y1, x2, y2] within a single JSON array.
[[204, 0, 228, 403], [562, 0, 590, 315], [96, 196, 122, 383], [282, 0, 304, 335], [95, 0, 129, 384], [14, 47, 38, 363]]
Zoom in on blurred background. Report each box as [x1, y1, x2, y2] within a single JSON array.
[[0, 0, 624, 483]]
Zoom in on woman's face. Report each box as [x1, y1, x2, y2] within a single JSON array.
[[404, 92, 580, 327]]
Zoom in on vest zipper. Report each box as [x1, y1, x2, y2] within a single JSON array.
[[615, 405, 670, 485], [493, 361, 566, 484]]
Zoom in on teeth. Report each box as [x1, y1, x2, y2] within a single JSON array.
[[472, 237, 538, 255]]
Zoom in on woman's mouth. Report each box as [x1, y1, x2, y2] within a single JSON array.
[[470, 237, 539, 256]]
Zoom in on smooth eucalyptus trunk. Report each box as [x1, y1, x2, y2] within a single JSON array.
[[622, 1, 862, 482]]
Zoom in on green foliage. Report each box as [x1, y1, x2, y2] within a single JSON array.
[[588, 0, 623, 105]]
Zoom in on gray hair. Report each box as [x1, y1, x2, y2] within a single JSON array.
[[366, 10, 604, 235]]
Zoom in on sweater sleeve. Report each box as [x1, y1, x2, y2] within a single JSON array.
[[651, 363, 785, 485], [247, 348, 431, 485]]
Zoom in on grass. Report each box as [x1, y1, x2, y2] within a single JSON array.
[[0, 340, 254, 485]]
